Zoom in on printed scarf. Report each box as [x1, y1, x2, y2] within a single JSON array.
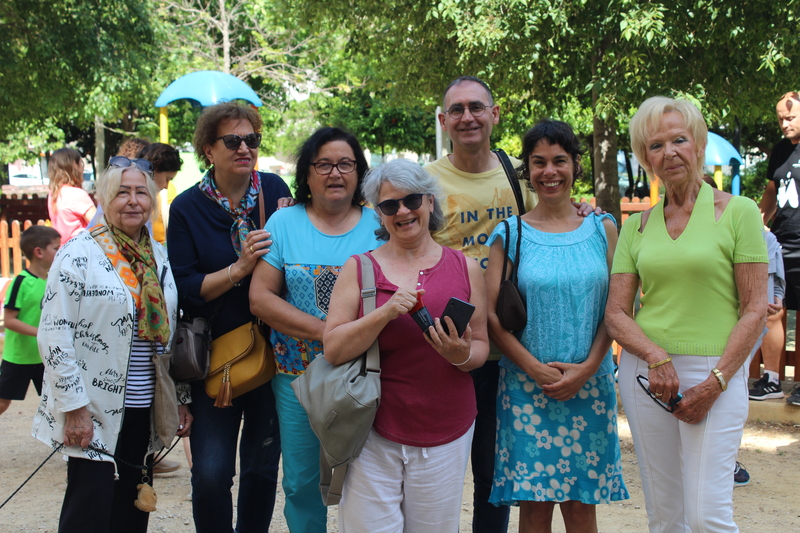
[[91, 223, 170, 345], [199, 168, 261, 256]]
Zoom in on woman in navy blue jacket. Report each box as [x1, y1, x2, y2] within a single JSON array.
[[168, 102, 289, 533]]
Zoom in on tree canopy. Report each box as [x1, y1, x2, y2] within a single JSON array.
[[3, 0, 800, 206]]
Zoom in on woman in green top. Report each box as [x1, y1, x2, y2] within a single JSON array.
[[606, 96, 767, 533]]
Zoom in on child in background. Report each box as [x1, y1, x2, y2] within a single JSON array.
[[0, 225, 61, 415], [47, 148, 96, 245]]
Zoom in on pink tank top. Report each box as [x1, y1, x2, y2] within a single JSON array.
[[358, 246, 477, 447]]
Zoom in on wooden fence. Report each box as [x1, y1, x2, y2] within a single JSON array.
[[0, 193, 49, 225], [577, 196, 651, 222], [0, 219, 48, 279]]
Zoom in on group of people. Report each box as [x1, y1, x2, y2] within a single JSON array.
[[8, 74, 780, 533]]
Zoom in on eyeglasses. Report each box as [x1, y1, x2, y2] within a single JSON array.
[[310, 159, 356, 175], [445, 103, 492, 119], [376, 193, 425, 216], [109, 156, 153, 173], [636, 375, 683, 413], [215, 133, 262, 150]]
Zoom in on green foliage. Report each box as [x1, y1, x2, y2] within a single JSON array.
[[301, 0, 800, 215], [731, 159, 769, 205], [0, 0, 160, 134]]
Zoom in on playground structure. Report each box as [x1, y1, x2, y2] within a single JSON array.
[[154, 70, 263, 143]]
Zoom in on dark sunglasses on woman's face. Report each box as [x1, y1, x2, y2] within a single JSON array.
[[215, 133, 262, 150], [376, 193, 425, 216], [636, 375, 683, 413], [108, 156, 153, 173]]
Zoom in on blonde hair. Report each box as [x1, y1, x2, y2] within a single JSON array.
[[95, 165, 159, 223], [629, 96, 708, 175], [47, 148, 84, 214]]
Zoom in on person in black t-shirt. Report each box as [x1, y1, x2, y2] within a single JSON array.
[[758, 91, 800, 404]]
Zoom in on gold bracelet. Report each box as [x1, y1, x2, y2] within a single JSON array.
[[711, 368, 728, 391], [227, 264, 241, 287], [647, 357, 672, 369]]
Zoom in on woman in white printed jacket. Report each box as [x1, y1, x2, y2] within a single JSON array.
[[32, 157, 191, 533]]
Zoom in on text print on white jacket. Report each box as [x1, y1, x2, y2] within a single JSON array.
[[32, 229, 186, 464]]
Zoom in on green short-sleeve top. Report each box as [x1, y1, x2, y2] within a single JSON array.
[[611, 182, 767, 356]]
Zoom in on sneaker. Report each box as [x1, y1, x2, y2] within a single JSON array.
[[787, 384, 800, 406], [734, 462, 750, 486], [153, 458, 181, 474], [749, 373, 783, 400]]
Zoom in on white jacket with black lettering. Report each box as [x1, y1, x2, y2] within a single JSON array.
[[32, 229, 185, 463]]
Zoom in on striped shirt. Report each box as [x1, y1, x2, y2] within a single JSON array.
[[125, 324, 157, 408]]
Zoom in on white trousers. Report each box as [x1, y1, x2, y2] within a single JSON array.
[[339, 423, 474, 533], [619, 350, 747, 533]]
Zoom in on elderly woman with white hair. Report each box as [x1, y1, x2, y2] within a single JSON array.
[[33, 156, 191, 533], [605, 97, 767, 532], [324, 158, 489, 532]]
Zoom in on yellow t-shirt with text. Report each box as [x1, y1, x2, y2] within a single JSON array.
[[426, 155, 537, 269]]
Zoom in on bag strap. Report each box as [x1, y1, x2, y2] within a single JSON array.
[[356, 253, 380, 373], [500, 217, 522, 285], [319, 449, 348, 505], [493, 149, 526, 216], [512, 215, 522, 285], [501, 219, 511, 282], [257, 174, 266, 229]]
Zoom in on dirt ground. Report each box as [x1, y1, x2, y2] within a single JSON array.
[[2, 387, 800, 532]]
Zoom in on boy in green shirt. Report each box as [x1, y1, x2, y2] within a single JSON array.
[[0, 225, 61, 415]]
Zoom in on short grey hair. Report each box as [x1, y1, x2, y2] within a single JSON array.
[[95, 165, 159, 222], [361, 159, 445, 241]]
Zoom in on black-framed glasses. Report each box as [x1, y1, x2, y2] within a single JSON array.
[[637, 375, 682, 413], [310, 159, 356, 175], [376, 193, 425, 216], [215, 133, 262, 150], [445, 103, 492, 119], [109, 156, 153, 173]]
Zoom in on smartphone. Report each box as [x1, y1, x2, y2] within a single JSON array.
[[440, 297, 475, 337]]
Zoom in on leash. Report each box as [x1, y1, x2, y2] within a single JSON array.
[[0, 437, 182, 511], [86, 435, 183, 471], [0, 444, 63, 510]]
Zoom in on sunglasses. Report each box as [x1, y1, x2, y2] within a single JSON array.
[[636, 375, 683, 413], [215, 133, 262, 150], [376, 193, 425, 216], [109, 156, 153, 173]]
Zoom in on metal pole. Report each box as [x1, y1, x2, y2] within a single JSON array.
[[435, 106, 442, 159]]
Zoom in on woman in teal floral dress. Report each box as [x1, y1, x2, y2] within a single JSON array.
[[485, 119, 628, 532]]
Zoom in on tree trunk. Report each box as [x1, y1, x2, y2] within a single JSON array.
[[94, 115, 106, 176], [592, 114, 621, 225], [220, 0, 231, 74]]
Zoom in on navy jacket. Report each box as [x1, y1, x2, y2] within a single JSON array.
[[167, 172, 291, 339]]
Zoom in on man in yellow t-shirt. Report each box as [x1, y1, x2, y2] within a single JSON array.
[[427, 77, 536, 271], [425, 76, 533, 533]]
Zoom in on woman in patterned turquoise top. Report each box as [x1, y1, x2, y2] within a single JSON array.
[[485, 119, 628, 533], [250, 127, 382, 532]]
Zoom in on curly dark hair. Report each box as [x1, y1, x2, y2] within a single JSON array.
[[518, 119, 584, 189], [193, 102, 263, 168], [117, 137, 151, 158], [293, 127, 368, 205], [137, 143, 183, 173]]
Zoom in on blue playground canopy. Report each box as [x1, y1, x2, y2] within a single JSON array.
[[705, 132, 743, 166], [155, 71, 262, 108]]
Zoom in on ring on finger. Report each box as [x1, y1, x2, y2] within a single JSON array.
[[249, 245, 255, 253], [654, 392, 663, 397]]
